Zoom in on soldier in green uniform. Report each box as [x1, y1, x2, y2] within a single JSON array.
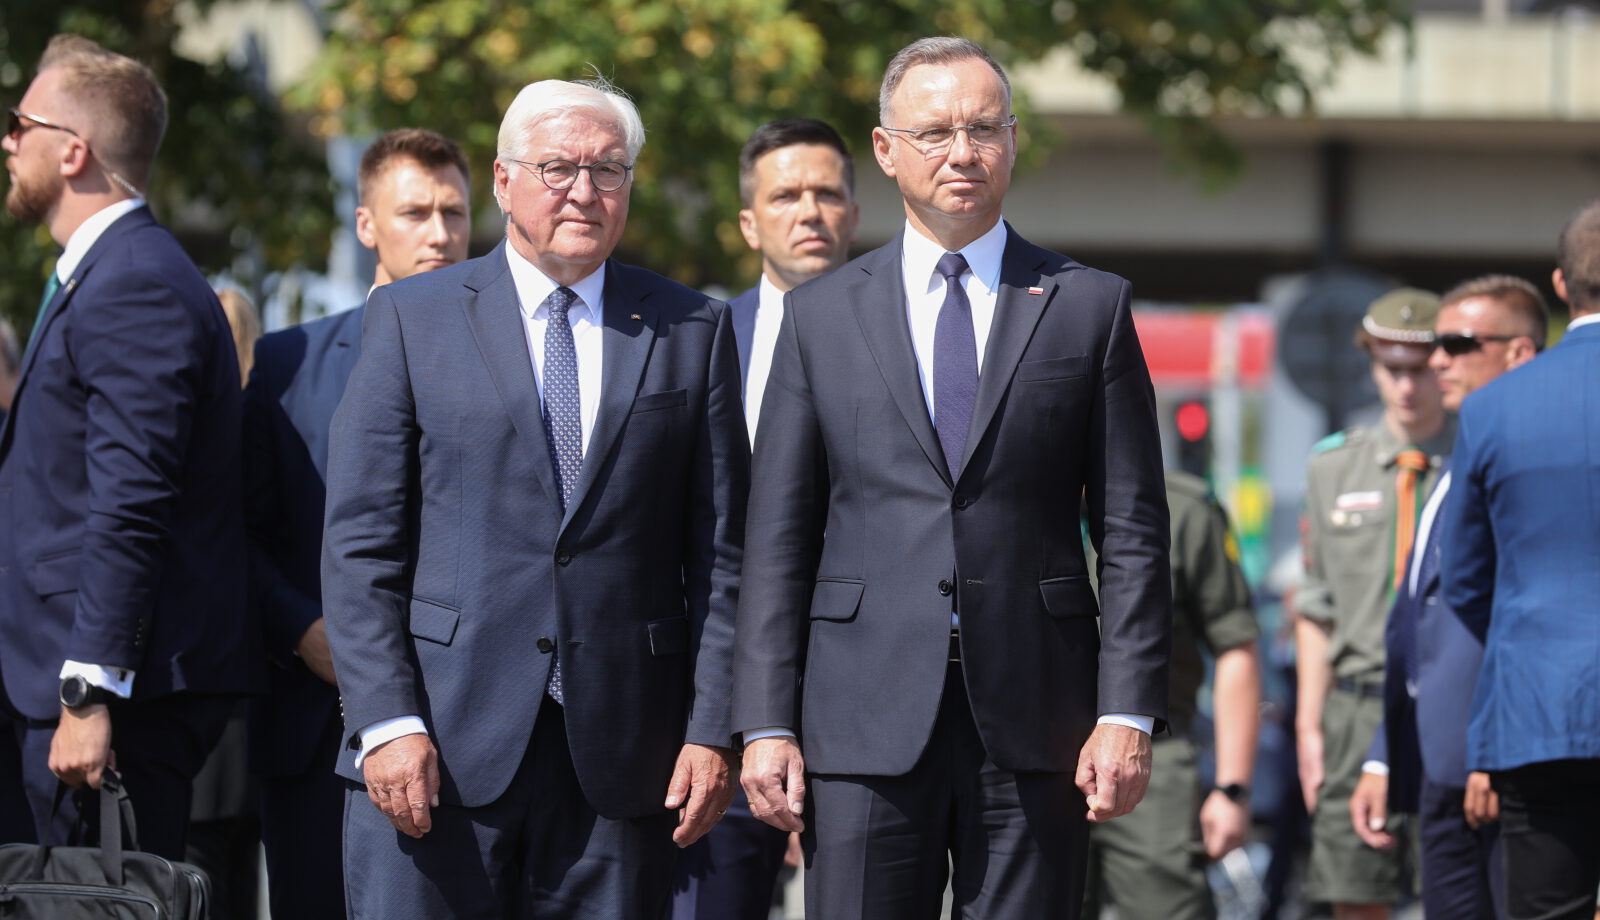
[[1295, 288, 1453, 919], [1085, 469, 1263, 920]]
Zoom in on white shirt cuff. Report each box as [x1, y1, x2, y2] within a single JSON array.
[[742, 727, 797, 745], [59, 661, 135, 698], [354, 716, 428, 770], [1096, 713, 1154, 735], [1362, 760, 1390, 776]]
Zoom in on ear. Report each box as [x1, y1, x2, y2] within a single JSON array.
[[355, 205, 377, 251], [1553, 267, 1569, 305], [58, 137, 92, 180], [1506, 336, 1539, 368], [871, 127, 896, 179], [492, 159, 512, 211], [737, 208, 760, 252]]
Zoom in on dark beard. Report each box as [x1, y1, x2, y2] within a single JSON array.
[[5, 171, 59, 224]]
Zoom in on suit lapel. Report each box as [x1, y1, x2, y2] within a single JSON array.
[[563, 260, 659, 530], [459, 244, 559, 508], [957, 228, 1056, 480], [851, 238, 951, 487]]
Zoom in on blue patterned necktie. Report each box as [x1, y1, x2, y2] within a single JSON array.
[[541, 285, 583, 704], [933, 252, 978, 479]]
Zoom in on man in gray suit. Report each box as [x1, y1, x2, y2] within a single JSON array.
[[733, 37, 1171, 918], [322, 77, 748, 918]]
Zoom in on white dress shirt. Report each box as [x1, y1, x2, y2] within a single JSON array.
[[356, 247, 608, 766], [1566, 312, 1600, 332], [743, 274, 785, 447], [56, 197, 147, 700], [748, 219, 1152, 743]]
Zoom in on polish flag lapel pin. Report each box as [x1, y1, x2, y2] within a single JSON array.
[[1027, 285, 1044, 295]]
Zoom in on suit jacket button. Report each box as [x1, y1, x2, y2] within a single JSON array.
[[555, 552, 572, 566], [536, 637, 554, 653], [938, 579, 953, 596], [954, 495, 969, 509]]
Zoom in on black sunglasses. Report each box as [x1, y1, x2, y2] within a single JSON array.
[[6, 108, 80, 143], [1435, 332, 1518, 357]]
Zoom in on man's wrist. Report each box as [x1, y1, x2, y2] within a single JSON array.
[[1096, 713, 1154, 735], [1213, 782, 1251, 803], [1361, 760, 1390, 776], [355, 716, 428, 769], [742, 727, 796, 746]]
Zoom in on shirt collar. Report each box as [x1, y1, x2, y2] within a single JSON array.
[[901, 218, 1008, 296], [1373, 414, 1456, 468], [505, 242, 606, 324], [757, 273, 784, 313], [1567, 312, 1600, 332], [55, 198, 145, 282]]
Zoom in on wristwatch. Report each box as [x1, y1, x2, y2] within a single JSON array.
[[1215, 782, 1250, 803], [59, 675, 116, 710]]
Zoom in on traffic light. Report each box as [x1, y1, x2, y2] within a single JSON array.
[[1174, 399, 1210, 477]]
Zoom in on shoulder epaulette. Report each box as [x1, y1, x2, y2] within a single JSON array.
[[1312, 428, 1360, 454]]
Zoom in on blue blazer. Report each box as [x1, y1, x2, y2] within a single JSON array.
[[242, 306, 363, 776], [1441, 321, 1600, 772], [1369, 470, 1487, 811], [727, 286, 758, 390], [321, 244, 748, 815], [0, 206, 258, 719]]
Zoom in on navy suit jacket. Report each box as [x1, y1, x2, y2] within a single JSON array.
[[321, 244, 748, 816], [727, 286, 758, 390], [243, 306, 363, 776], [0, 205, 258, 720], [732, 226, 1171, 776], [1369, 468, 1487, 811], [1442, 321, 1600, 772]]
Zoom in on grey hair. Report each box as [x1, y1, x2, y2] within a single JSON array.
[[878, 37, 1012, 125], [494, 76, 645, 207]]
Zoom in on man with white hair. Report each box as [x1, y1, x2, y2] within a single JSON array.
[[322, 78, 748, 916]]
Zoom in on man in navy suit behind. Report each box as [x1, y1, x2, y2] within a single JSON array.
[[244, 127, 471, 919], [322, 77, 748, 917], [672, 117, 859, 920], [0, 34, 257, 858], [1442, 201, 1600, 920]]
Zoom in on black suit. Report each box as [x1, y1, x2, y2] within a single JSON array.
[[242, 305, 364, 917], [733, 226, 1170, 917], [0, 205, 258, 858], [322, 245, 748, 916]]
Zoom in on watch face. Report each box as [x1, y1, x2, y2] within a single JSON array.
[[60, 677, 86, 707]]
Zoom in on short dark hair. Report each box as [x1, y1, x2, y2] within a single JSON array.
[[38, 35, 166, 187], [1439, 274, 1549, 346], [737, 118, 855, 206], [879, 37, 1011, 125], [358, 128, 471, 205], [1557, 199, 1600, 314]]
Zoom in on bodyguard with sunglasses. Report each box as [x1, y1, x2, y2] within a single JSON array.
[[0, 35, 257, 857]]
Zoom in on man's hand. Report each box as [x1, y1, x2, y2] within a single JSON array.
[[741, 736, 807, 833], [1074, 723, 1151, 822], [665, 743, 736, 847], [362, 733, 439, 839], [1349, 770, 1396, 850], [1463, 771, 1499, 829], [49, 704, 113, 789], [1296, 727, 1325, 813], [296, 617, 338, 686], [1200, 790, 1250, 859]]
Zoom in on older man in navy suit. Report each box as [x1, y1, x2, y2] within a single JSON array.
[[673, 117, 859, 920], [1351, 274, 1547, 918], [1442, 201, 1600, 920], [323, 77, 748, 918], [244, 127, 470, 919], [0, 35, 257, 858]]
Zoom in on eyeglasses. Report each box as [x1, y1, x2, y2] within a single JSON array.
[[879, 116, 1017, 152], [505, 157, 632, 193], [6, 107, 142, 198], [1434, 332, 1518, 357]]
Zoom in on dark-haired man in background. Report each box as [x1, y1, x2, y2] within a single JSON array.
[[244, 127, 471, 918], [672, 116, 858, 920]]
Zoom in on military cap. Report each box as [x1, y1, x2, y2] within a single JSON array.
[[1356, 287, 1439, 359]]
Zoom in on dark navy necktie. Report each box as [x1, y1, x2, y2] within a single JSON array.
[[933, 252, 977, 479], [541, 285, 582, 703]]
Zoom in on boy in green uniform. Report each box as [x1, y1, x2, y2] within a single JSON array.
[[1295, 288, 1452, 919]]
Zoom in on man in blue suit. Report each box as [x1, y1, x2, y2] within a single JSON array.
[[322, 77, 748, 917], [1351, 274, 1547, 918], [1442, 200, 1600, 920], [244, 127, 470, 919], [672, 117, 859, 920], [0, 35, 257, 858]]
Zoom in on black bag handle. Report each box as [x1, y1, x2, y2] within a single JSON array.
[[96, 770, 140, 885]]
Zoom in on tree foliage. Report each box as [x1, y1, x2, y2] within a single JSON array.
[[0, 3, 335, 339], [300, 0, 1396, 291]]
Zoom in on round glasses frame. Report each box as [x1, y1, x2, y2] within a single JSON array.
[[505, 157, 632, 193]]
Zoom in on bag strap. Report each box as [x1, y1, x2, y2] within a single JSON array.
[[96, 770, 140, 885]]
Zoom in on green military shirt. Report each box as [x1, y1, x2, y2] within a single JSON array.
[[1297, 418, 1454, 680], [1086, 470, 1259, 734]]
